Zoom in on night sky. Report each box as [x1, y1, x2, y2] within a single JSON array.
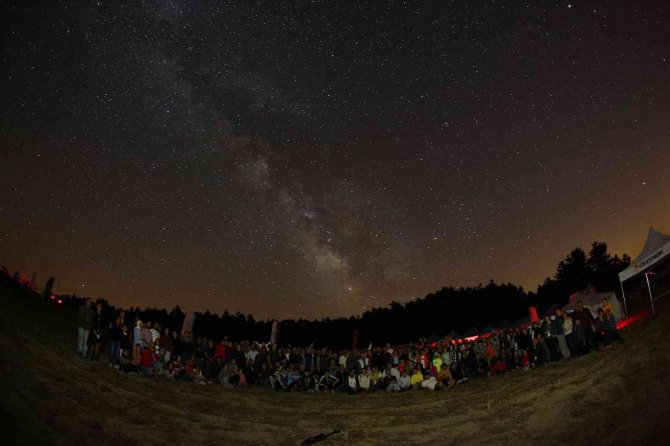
[[1, 1, 669, 320]]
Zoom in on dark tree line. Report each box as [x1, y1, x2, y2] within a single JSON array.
[[53, 241, 629, 350], [530, 241, 630, 314]]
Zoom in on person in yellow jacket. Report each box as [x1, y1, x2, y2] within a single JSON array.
[[601, 297, 615, 316], [432, 353, 443, 372], [410, 368, 424, 388]]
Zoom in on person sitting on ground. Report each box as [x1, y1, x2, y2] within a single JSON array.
[[358, 367, 371, 392], [119, 349, 136, 373], [318, 368, 339, 392], [410, 367, 424, 389], [218, 362, 237, 388], [193, 367, 207, 385], [253, 362, 269, 386], [183, 359, 195, 381], [346, 370, 359, 394], [384, 369, 400, 392], [302, 368, 317, 392], [520, 350, 531, 370], [369, 366, 383, 391], [241, 359, 255, 386], [474, 352, 489, 377], [171, 355, 185, 379], [420, 370, 437, 391], [437, 363, 455, 389], [397, 370, 411, 390], [490, 356, 508, 376], [287, 364, 303, 392], [385, 362, 400, 381], [140, 343, 162, 376]]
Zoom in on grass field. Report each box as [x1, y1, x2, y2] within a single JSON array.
[[1, 284, 669, 446]]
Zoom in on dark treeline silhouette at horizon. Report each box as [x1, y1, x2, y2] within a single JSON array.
[[48, 241, 629, 350]]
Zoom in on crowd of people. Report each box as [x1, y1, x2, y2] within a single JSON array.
[[75, 297, 623, 393]]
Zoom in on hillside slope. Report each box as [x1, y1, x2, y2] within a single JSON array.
[[1, 284, 669, 446]]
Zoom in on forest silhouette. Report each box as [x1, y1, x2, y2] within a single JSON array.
[[54, 241, 630, 349]]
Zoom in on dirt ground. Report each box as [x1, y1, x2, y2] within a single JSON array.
[[1, 285, 669, 446]]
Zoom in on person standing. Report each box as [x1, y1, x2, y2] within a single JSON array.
[[109, 316, 123, 367], [572, 301, 595, 350], [76, 299, 93, 358], [89, 302, 104, 360], [551, 309, 571, 359]]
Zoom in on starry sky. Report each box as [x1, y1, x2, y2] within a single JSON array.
[[1, 1, 669, 320]]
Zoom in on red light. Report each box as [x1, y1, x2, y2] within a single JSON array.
[[616, 310, 649, 330], [50, 295, 55, 300]]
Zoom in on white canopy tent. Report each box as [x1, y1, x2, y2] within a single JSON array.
[[618, 227, 670, 316], [563, 290, 623, 321]]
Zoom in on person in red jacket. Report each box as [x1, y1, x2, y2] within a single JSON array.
[[490, 357, 507, 376], [520, 350, 530, 370], [140, 344, 161, 376], [215, 340, 226, 362]]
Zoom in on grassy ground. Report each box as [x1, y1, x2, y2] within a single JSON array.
[[1, 284, 669, 446]]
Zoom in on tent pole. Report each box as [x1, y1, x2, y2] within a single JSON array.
[[619, 279, 629, 331], [645, 273, 655, 315]]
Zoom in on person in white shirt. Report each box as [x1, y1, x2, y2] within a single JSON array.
[[358, 368, 371, 391], [397, 371, 411, 390], [149, 322, 160, 344], [420, 372, 437, 391]]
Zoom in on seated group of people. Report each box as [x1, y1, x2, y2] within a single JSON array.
[[74, 298, 623, 393]]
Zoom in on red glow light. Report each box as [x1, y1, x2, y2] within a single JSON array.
[[616, 310, 649, 330]]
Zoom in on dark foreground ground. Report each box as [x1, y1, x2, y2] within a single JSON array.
[[1, 285, 669, 446]]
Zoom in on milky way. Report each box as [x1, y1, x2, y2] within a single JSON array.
[[1, 1, 669, 319]]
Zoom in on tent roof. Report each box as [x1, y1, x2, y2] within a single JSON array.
[[632, 227, 670, 264], [619, 227, 670, 282]]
